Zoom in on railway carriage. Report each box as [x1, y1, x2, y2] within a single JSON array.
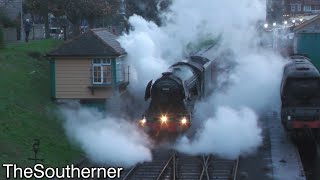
[[280, 55, 320, 138]]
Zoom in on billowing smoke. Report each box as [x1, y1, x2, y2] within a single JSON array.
[[60, 105, 152, 167], [118, 0, 266, 97], [176, 107, 261, 159], [118, 0, 287, 159], [60, 0, 287, 165], [175, 52, 285, 158]]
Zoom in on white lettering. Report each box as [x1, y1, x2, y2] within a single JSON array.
[[117, 168, 123, 178], [91, 168, 96, 178], [2, 164, 13, 178], [65, 165, 71, 178], [34, 164, 44, 179], [108, 168, 117, 178], [24, 168, 33, 179], [97, 167, 106, 178], [71, 164, 80, 178], [1, 163, 124, 179], [56, 167, 65, 179], [45, 167, 55, 179], [81, 168, 90, 178], [13, 164, 23, 178]]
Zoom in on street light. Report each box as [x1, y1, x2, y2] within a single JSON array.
[[264, 23, 268, 28], [20, 0, 24, 42], [284, 21, 288, 25], [292, 19, 296, 23], [300, 18, 303, 22], [273, 22, 276, 27]]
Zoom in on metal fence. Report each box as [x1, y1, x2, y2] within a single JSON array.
[[2, 24, 45, 43]]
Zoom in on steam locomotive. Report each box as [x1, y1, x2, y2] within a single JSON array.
[[280, 55, 320, 138], [138, 45, 232, 136]]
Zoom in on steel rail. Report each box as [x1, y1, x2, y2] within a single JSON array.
[[232, 157, 240, 180], [156, 152, 175, 180], [173, 153, 176, 180], [121, 165, 137, 180], [199, 155, 210, 180]]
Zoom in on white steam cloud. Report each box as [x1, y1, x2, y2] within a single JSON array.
[[176, 107, 262, 159], [174, 51, 285, 158], [118, 0, 286, 159], [60, 106, 152, 167], [60, 0, 287, 165]]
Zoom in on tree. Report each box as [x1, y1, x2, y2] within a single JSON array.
[[24, 0, 41, 22], [49, 0, 115, 37], [126, 0, 172, 25], [81, 0, 117, 29]]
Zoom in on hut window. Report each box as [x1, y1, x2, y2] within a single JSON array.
[[116, 59, 124, 82], [92, 58, 112, 84]]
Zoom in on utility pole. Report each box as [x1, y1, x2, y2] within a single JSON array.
[[20, 0, 24, 41], [41, 0, 49, 39]]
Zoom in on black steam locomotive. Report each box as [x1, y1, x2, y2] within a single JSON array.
[[138, 45, 232, 136], [280, 55, 320, 137]]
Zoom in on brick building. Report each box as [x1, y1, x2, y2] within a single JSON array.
[[284, 0, 320, 16]]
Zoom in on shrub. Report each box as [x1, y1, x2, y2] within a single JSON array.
[[0, 27, 5, 49]]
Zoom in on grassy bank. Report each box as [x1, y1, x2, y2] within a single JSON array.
[[0, 40, 83, 178]]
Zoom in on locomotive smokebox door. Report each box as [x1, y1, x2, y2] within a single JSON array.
[[145, 80, 153, 101]]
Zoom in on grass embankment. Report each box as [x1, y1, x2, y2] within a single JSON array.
[[0, 40, 83, 178]]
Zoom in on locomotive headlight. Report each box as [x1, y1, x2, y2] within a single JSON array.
[[161, 116, 167, 123], [181, 117, 187, 125], [140, 117, 147, 125]]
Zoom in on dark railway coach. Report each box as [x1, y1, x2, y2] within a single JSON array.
[[280, 55, 320, 135], [139, 45, 229, 136]]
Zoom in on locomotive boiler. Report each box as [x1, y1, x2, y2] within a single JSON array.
[[138, 45, 232, 136], [280, 55, 320, 137]]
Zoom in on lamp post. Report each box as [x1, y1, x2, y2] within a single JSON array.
[[20, 0, 24, 41]]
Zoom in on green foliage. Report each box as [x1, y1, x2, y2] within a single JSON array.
[[24, 0, 41, 16], [126, 0, 172, 25], [0, 40, 83, 178]]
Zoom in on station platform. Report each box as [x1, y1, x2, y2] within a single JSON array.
[[237, 111, 306, 180]]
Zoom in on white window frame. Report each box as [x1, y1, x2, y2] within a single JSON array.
[[116, 59, 124, 83], [304, 5, 311, 12], [92, 58, 112, 85], [291, 4, 296, 12]]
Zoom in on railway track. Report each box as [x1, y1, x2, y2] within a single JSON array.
[[120, 149, 239, 180]]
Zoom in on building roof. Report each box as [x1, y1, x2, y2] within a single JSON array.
[[47, 28, 126, 57], [283, 56, 320, 79], [294, 15, 320, 32]]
